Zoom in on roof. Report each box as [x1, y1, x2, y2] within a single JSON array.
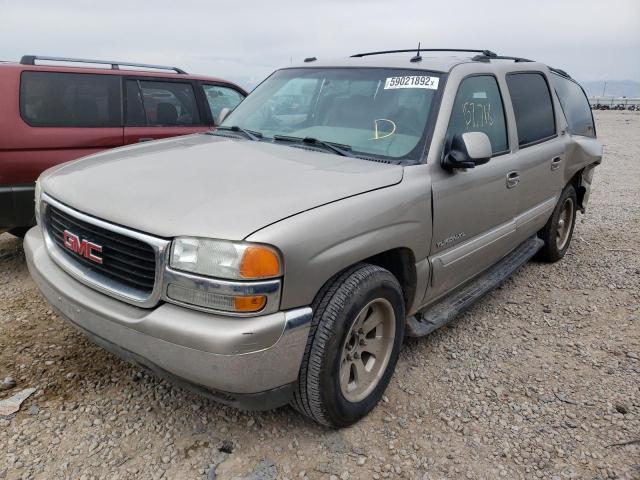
[[295, 53, 468, 72], [292, 50, 559, 77]]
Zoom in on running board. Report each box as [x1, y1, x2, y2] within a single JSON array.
[[406, 235, 544, 337]]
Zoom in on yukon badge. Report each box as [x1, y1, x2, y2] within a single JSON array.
[[63, 230, 103, 264], [436, 232, 466, 249]]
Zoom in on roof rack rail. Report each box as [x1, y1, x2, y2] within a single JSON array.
[[351, 48, 498, 58], [19, 55, 187, 74], [471, 54, 534, 63], [548, 66, 572, 79]]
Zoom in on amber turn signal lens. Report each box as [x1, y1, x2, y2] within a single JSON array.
[[234, 295, 267, 312], [239, 246, 281, 279]]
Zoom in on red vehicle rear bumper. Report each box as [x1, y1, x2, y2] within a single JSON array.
[[0, 183, 35, 229]]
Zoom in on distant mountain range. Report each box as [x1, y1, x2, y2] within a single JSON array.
[[579, 80, 640, 98]]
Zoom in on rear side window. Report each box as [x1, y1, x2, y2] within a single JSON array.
[[506, 73, 556, 147], [445, 75, 508, 155], [20, 71, 121, 127], [203, 85, 244, 123], [125, 80, 201, 126], [550, 74, 595, 138]]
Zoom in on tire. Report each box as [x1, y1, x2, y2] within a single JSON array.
[[291, 263, 405, 427], [536, 184, 578, 262], [8, 227, 29, 238]]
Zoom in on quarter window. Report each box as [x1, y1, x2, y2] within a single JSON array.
[[203, 85, 244, 123], [506, 73, 556, 146], [446, 75, 508, 154], [125, 80, 201, 126], [550, 74, 595, 138], [20, 71, 121, 127]]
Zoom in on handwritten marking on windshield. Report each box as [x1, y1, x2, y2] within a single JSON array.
[[370, 119, 397, 140]]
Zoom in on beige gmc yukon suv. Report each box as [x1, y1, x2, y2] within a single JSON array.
[[25, 49, 602, 427]]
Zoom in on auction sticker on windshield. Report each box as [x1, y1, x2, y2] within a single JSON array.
[[384, 76, 439, 90]]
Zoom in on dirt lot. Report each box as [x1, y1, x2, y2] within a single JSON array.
[[1, 111, 639, 480]]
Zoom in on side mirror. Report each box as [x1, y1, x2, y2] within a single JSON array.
[[442, 132, 492, 171], [217, 107, 231, 125]]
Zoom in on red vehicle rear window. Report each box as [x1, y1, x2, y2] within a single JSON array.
[[20, 71, 121, 127]]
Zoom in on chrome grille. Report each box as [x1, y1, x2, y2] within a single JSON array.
[[44, 201, 158, 296]]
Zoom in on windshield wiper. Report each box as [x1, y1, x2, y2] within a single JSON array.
[[272, 135, 354, 158], [213, 125, 263, 141]]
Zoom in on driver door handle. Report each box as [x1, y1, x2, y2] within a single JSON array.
[[506, 171, 520, 189]]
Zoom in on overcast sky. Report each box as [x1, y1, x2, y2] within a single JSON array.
[[1, 0, 638, 90]]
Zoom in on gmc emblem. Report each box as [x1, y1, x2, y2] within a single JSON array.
[[63, 230, 103, 264]]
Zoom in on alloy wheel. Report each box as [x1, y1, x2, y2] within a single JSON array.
[[556, 197, 575, 250], [339, 298, 396, 403]]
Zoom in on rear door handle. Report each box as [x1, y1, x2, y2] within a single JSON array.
[[506, 171, 520, 189], [551, 156, 562, 171]]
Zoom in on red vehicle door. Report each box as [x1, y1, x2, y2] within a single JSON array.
[[123, 78, 211, 145]]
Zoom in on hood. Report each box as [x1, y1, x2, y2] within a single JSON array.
[[42, 134, 403, 240]]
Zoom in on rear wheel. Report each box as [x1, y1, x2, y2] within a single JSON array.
[[537, 184, 577, 262], [291, 264, 405, 427]]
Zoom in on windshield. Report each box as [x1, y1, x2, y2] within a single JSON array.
[[221, 68, 441, 161]]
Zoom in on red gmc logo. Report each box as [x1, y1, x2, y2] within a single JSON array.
[[63, 230, 103, 264]]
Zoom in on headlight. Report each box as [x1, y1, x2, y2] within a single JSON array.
[[34, 177, 43, 223], [168, 237, 282, 314], [170, 237, 282, 280]]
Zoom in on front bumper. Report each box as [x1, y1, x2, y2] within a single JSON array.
[[24, 227, 312, 410]]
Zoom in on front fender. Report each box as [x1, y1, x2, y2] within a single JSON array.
[[246, 165, 432, 310]]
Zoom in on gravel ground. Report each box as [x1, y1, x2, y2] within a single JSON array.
[[1, 111, 639, 480]]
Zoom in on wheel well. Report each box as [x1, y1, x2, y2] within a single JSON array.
[[363, 248, 417, 311], [570, 169, 586, 211]]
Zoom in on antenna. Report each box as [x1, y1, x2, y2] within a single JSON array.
[[410, 42, 422, 63]]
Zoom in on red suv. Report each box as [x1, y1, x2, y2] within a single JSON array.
[[0, 55, 247, 236]]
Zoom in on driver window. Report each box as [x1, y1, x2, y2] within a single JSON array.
[[446, 75, 508, 155], [203, 85, 244, 123]]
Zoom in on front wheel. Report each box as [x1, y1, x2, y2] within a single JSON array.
[[537, 184, 578, 262], [291, 264, 405, 427]]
